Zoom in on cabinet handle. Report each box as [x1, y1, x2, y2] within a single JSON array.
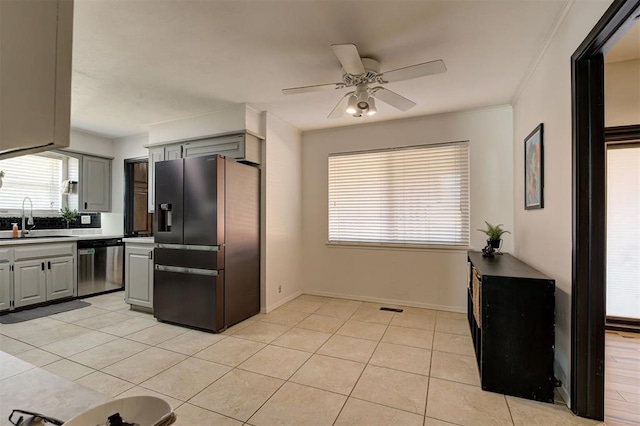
[[41, 262, 44, 271], [84, 202, 88, 209], [48, 261, 51, 270], [148, 250, 153, 260]]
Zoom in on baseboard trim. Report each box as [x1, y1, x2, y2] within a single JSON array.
[[302, 289, 465, 313], [261, 290, 302, 314], [557, 384, 570, 409]]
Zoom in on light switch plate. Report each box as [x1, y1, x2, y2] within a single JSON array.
[[81, 215, 91, 224]]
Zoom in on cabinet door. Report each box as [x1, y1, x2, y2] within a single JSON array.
[[125, 245, 153, 309], [81, 156, 111, 212], [0, 262, 11, 311], [0, 0, 72, 154], [47, 256, 74, 300], [182, 134, 245, 158], [148, 147, 165, 212], [14, 260, 47, 307], [165, 145, 182, 160]]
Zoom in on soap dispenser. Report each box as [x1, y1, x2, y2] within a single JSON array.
[[12, 223, 18, 238]]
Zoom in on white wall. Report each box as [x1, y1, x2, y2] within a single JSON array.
[[605, 59, 640, 126], [102, 133, 149, 235], [512, 0, 612, 404], [262, 113, 303, 312], [302, 106, 514, 312], [69, 129, 114, 158]]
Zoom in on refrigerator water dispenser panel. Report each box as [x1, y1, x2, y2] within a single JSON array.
[[158, 203, 173, 232]]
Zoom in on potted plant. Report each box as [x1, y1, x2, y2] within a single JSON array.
[[478, 221, 510, 249], [0, 170, 4, 188], [60, 206, 79, 228]]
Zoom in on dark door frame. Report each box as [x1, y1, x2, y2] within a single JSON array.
[[124, 157, 149, 237], [571, 0, 640, 419]]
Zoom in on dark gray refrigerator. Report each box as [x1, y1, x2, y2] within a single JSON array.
[[153, 154, 260, 332]]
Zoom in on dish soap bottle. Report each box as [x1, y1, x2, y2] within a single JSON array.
[[12, 223, 18, 238]]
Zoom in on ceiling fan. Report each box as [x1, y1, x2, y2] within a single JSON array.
[[282, 44, 446, 118]]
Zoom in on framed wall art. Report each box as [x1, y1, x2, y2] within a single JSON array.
[[524, 123, 544, 210]]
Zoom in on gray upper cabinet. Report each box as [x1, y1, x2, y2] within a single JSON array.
[[0, 0, 73, 159], [182, 134, 261, 164], [165, 145, 182, 161], [147, 133, 261, 212], [81, 155, 111, 212]]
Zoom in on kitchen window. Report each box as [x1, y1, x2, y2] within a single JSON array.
[[328, 141, 470, 247], [0, 152, 77, 214]]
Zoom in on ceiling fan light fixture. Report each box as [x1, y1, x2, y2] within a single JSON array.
[[366, 97, 377, 115], [346, 94, 358, 114], [357, 89, 369, 111]]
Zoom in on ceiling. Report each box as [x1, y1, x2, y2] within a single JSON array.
[[71, 0, 571, 138]]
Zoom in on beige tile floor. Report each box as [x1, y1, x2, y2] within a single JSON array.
[[0, 292, 605, 425]]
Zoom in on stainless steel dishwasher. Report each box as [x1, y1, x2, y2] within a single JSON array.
[[77, 238, 124, 297]]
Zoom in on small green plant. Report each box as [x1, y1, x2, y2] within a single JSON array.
[[477, 221, 510, 241], [0, 170, 5, 178], [60, 206, 78, 227]]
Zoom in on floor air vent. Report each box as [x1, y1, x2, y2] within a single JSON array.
[[380, 307, 403, 313]]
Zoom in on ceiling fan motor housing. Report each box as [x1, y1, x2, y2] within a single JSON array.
[[343, 58, 381, 86]]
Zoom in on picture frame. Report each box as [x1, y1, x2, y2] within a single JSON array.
[[524, 123, 544, 210]]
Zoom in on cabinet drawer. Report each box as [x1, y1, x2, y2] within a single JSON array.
[[0, 248, 11, 263], [14, 243, 75, 261]]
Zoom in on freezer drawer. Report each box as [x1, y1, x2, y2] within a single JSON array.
[[154, 267, 225, 332], [154, 245, 224, 270]]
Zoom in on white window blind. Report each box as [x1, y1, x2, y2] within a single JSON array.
[[67, 156, 79, 211], [606, 145, 640, 320], [328, 142, 470, 246], [0, 154, 63, 212]]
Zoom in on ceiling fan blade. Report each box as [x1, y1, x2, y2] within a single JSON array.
[[327, 92, 353, 119], [331, 44, 365, 75], [373, 88, 416, 111], [380, 59, 446, 83], [282, 83, 341, 95]]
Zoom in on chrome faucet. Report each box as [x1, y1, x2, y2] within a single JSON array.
[[21, 197, 34, 237]]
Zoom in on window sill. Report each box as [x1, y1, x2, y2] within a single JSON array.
[[326, 241, 469, 253]]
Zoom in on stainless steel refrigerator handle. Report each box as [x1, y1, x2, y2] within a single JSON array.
[[156, 243, 221, 251], [155, 264, 219, 276]]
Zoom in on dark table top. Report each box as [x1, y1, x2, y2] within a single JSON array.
[[468, 251, 553, 281]]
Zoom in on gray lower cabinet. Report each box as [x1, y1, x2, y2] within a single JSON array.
[[14, 259, 47, 307], [47, 256, 75, 300], [0, 261, 12, 311], [125, 243, 154, 310], [13, 243, 76, 308]]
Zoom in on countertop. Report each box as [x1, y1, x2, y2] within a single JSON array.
[[122, 237, 155, 244], [0, 232, 124, 246]]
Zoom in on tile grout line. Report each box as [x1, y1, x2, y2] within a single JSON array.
[[3, 294, 483, 425]]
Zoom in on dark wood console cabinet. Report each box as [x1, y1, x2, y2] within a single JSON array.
[[467, 251, 556, 402]]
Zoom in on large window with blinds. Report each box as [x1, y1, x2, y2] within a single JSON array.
[[0, 153, 72, 213], [606, 144, 640, 320], [328, 142, 470, 247]]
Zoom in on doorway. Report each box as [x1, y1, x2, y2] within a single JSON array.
[[606, 136, 640, 331], [124, 158, 153, 237], [572, 0, 640, 419]]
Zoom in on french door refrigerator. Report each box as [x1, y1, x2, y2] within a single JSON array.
[[153, 154, 260, 332]]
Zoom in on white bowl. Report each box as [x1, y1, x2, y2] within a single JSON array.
[[63, 396, 175, 426]]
